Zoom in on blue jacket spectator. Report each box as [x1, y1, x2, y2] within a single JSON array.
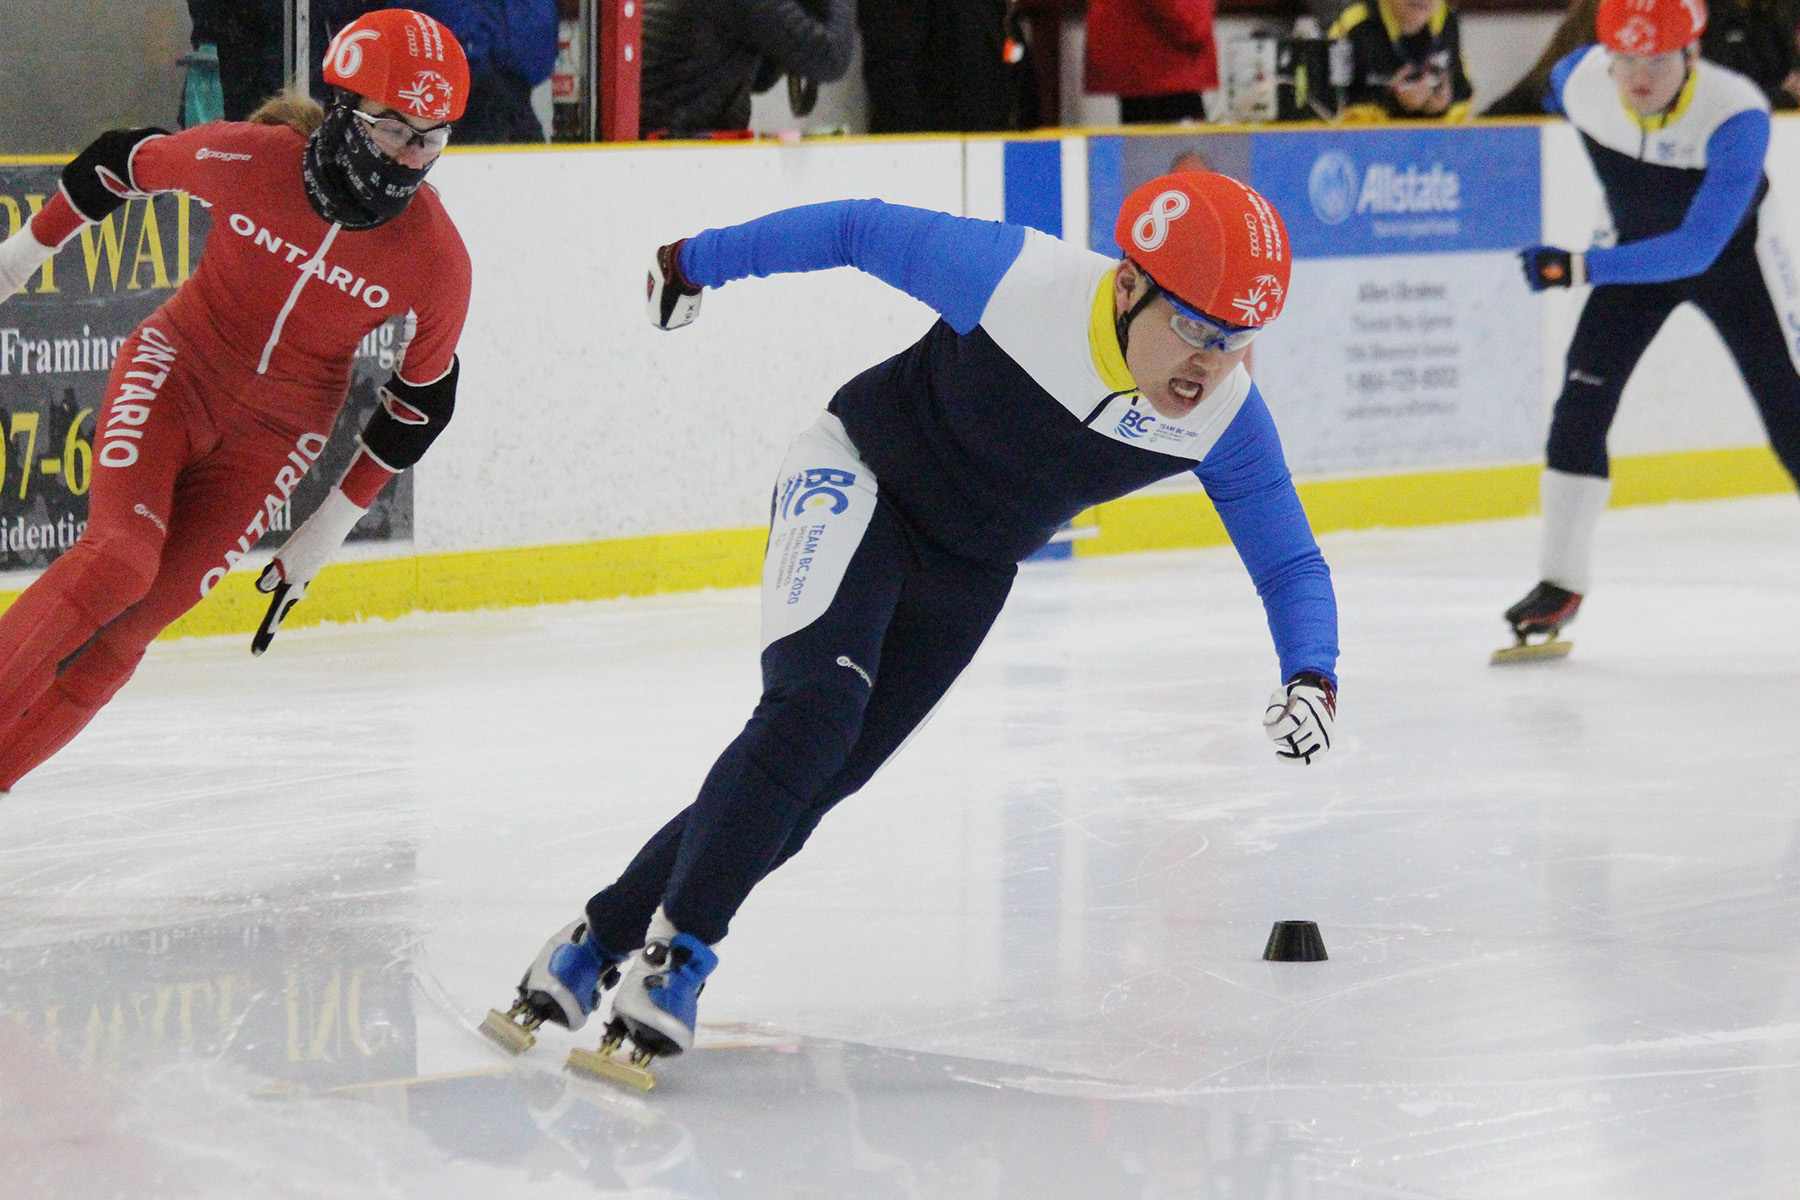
[[412, 0, 559, 142]]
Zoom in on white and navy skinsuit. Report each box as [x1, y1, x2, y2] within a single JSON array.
[[585, 200, 1338, 952], [1544, 45, 1800, 481]]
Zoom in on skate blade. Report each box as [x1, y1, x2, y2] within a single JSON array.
[[1490, 637, 1573, 666], [566, 1046, 658, 1090], [480, 1009, 538, 1054]]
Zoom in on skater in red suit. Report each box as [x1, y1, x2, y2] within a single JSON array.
[[0, 8, 474, 791]]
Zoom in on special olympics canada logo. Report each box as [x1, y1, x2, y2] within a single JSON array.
[[398, 70, 456, 120], [1614, 14, 1660, 52], [1229, 274, 1285, 326]]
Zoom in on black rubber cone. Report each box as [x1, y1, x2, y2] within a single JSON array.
[[1262, 920, 1328, 962]]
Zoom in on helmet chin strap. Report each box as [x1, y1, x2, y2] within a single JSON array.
[[1115, 277, 1163, 361]]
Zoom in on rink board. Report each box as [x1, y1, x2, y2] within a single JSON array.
[[1, 120, 1796, 637]]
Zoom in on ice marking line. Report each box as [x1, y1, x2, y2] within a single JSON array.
[[1590, 1023, 1800, 1052]]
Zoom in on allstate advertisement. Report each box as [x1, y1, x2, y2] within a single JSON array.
[[1245, 127, 1544, 476]]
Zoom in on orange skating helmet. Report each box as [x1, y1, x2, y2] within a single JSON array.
[[1597, 0, 1707, 56], [322, 9, 470, 122], [1114, 171, 1291, 328]]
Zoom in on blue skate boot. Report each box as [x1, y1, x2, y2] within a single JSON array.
[[568, 909, 717, 1090], [482, 919, 625, 1053]]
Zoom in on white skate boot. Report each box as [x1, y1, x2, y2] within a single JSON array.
[[482, 918, 625, 1053]]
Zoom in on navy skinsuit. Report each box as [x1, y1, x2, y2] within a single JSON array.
[[587, 201, 1338, 949]]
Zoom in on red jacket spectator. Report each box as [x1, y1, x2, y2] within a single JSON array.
[[1085, 0, 1219, 101]]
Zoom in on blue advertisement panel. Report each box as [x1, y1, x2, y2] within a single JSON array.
[[1249, 126, 1540, 259], [1086, 131, 1252, 257]]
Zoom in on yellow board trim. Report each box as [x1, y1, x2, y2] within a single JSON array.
[[1072, 444, 1789, 558], [0, 445, 1784, 641]]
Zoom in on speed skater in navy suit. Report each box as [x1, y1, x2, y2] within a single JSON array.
[[484, 171, 1340, 1081], [1502, 0, 1800, 660]]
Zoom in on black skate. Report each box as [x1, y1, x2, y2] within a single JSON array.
[[1490, 581, 1582, 665]]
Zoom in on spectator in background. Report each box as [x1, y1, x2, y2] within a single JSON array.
[[1085, 0, 1219, 124], [640, 0, 855, 137], [857, 0, 1033, 132], [413, 0, 559, 141], [186, 0, 286, 121], [1330, 0, 1474, 119], [1486, 0, 1798, 114]]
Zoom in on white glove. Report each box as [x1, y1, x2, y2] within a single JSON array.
[[646, 240, 702, 331], [1263, 671, 1336, 764], [251, 487, 368, 655], [0, 222, 57, 301]]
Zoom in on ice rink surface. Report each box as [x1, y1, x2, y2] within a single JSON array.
[[4, 495, 1800, 1199]]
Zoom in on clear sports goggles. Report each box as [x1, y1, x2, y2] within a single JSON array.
[[352, 109, 453, 155], [1164, 290, 1262, 352]]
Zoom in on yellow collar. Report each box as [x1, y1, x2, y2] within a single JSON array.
[[1089, 269, 1137, 394], [1622, 65, 1698, 133], [1377, 0, 1448, 43]]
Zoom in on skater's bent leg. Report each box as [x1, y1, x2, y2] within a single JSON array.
[[1539, 470, 1612, 595], [0, 408, 327, 788], [0, 330, 201, 746], [584, 810, 689, 953], [0, 536, 161, 734], [0, 636, 148, 791], [762, 547, 1015, 878], [659, 591, 898, 943], [1689, 257, 1800, 486], [1543, 284, 1678, 479], [657, 441, 907, 944], [1529, 285, 1678, 597]]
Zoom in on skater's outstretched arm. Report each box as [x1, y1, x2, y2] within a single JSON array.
[[677, 200, 1029, 334], [0, 122, 315, 300], [1194, 386, 1338, 686], [0, 126, 167, 299], [1584, 109, 1769, 286]]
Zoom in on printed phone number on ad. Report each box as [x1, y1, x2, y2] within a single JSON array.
[[0, 408, 96, 502], [1345, 366, 1459, 394]]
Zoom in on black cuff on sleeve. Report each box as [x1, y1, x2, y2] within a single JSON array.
[[62, 128, 166, 222], [360, 358, 458, 471]]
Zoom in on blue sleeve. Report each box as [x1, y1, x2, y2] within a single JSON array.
[[1585, 108, 1770, 285], [679, 200, 1029, 335], [1544, 46, 1590, 116], [1194, 386, 1339, 685]]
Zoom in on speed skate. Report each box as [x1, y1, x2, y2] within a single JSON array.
[[565, 1018, 665, 1090], [1492, 580, 1582, 665], [1490, 630, 1574, 665], [482, 918, 624, 1053]]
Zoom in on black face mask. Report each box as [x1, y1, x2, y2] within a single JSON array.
[[302, 101, 432, 230]]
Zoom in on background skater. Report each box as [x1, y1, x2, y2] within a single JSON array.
[[1503, 0, 1800, 662]]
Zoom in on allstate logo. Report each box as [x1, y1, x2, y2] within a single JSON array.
[[1308, 152, 1359, 226]]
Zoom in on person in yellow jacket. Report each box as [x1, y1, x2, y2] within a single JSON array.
[[1329, 0, 1475, 119]]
